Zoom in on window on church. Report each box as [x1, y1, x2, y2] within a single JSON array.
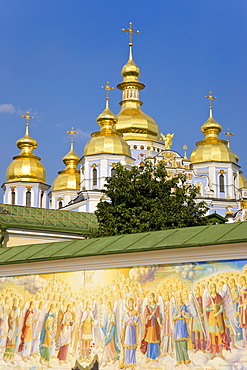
[[219, 174, 225, 193], [26, 191, 31, 207], [111, 167, 116, 177], [40, 192, 44, 208], [93, 168, 97, 186], [11, 191, 15, 205], [58, 200, 63, 209]]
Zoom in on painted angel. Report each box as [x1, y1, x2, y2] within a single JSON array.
[[203, 282, 230, 360], [119, 296, 140, 369], [57, 303, 74, 364], [158, 289, 174, 357], [238, 274, 247, 349], [140, 292, 162, 363], [101, 299, 120, 367], [218, 280, 238, 349], [192, 285, 206, 353], [171, 290, 191, 367], [80, 299, 96, 362], [31, 298, 47, 356]]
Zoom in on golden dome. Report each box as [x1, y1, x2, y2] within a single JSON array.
[[6, 118, 46, 184], [116, 45, 159, 142], [84, 98, 132, 157], [190, 107, 238, 164], [239, 171, 247, 188], [52, 140, 80, 191]]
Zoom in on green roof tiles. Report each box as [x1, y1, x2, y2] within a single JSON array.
[[0, 203, 98, 234], [0, 221, 247, 266]]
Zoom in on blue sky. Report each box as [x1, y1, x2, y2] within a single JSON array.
[[0, 0, 247, 190]]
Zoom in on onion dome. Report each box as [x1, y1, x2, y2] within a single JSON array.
[[116, 23, 159, 142], [190, 93, 238, 164], [84, 84, 132, 157], [6, 113, 46, 183], [239, 171, 247, 188], [52, 128, 80, 191]]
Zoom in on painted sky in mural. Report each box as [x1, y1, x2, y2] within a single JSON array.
[[1, 259, 247, 369]]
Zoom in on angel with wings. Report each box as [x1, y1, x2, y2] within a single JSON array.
[[79, 298, 103, 363], [238, 274, 247, 349], [18, 299, 36, 362], [172, 290, 191, 367], [140, 292, 162, 363], [159, 289, 174, 357], [203, 282, 231, 360], [101, 299, 120, 367], [119, 296, 140, 369], [31, 298, 47, 357], [160, 133, 174, 150], [229, 276, 242, 341], [192, 285, 206, 353], [218, 280, 238, 349]]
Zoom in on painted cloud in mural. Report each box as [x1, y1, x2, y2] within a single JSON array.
[[10, 274, 48, 293], [129, 265, 159, 284]]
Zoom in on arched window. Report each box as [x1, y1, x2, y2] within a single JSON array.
[[92, 168, 97, 186], [111, 167, 116, 177], [26, 191, 31, 207], [40, 192, 44, 208], [219, 174, 225, 193], [58, 200, 63, 209], [11, 191, 15, 205]]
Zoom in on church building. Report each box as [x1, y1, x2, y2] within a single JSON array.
[[2, 23, 247, 221]]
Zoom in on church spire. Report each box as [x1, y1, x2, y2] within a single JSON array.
[[115, 22, 159, 142], [5, 111, 46, 184], [122, 21, 140, 63], [117, 22, 145, 101], [201, 91, 222, 140], [101, 81, 114, 110], [204, 91, 217, 118]]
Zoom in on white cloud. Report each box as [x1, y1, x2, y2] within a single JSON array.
[[76, 128, 91, 140], [0, 104, 17, 113]]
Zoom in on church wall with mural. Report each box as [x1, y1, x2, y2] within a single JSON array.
[[1, 257, 247, 369]]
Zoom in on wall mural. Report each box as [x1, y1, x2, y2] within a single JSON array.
[[0, 259, 247, 369]]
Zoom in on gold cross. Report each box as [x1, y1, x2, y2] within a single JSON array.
[[204, 91, 217, 108], [101, 81, 114, 100], [21, 111, 34, 125], [122, 22, 140, 46], [223, 128, 234, 147], [67, 127, 78, 143]]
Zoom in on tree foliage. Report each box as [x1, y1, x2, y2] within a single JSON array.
[[94, 161, 208, 236]]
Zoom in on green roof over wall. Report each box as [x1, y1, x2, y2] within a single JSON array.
[[0, 204, 98, 235], [0, 221, 246, 266]]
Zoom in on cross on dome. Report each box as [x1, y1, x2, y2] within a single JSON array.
[[223, 128, 234, 148], [21, 111, 34, 135], [122, 22, 140, 46], [101, 81, 114, 100], [101, 82, 114, 109], [22, 111, 34, 126], [67, 127, 78, 143], [204, 91, 217, 108]]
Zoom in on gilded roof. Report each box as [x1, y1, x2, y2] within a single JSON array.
[[84, 100, 132, 157], [52, 143, 80, 191], [116, 45, 160, 142], [190, 108, 238, 164], [6, 123, 46, 183]]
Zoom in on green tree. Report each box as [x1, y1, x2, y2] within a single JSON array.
[[94, 161, 208, 236]]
